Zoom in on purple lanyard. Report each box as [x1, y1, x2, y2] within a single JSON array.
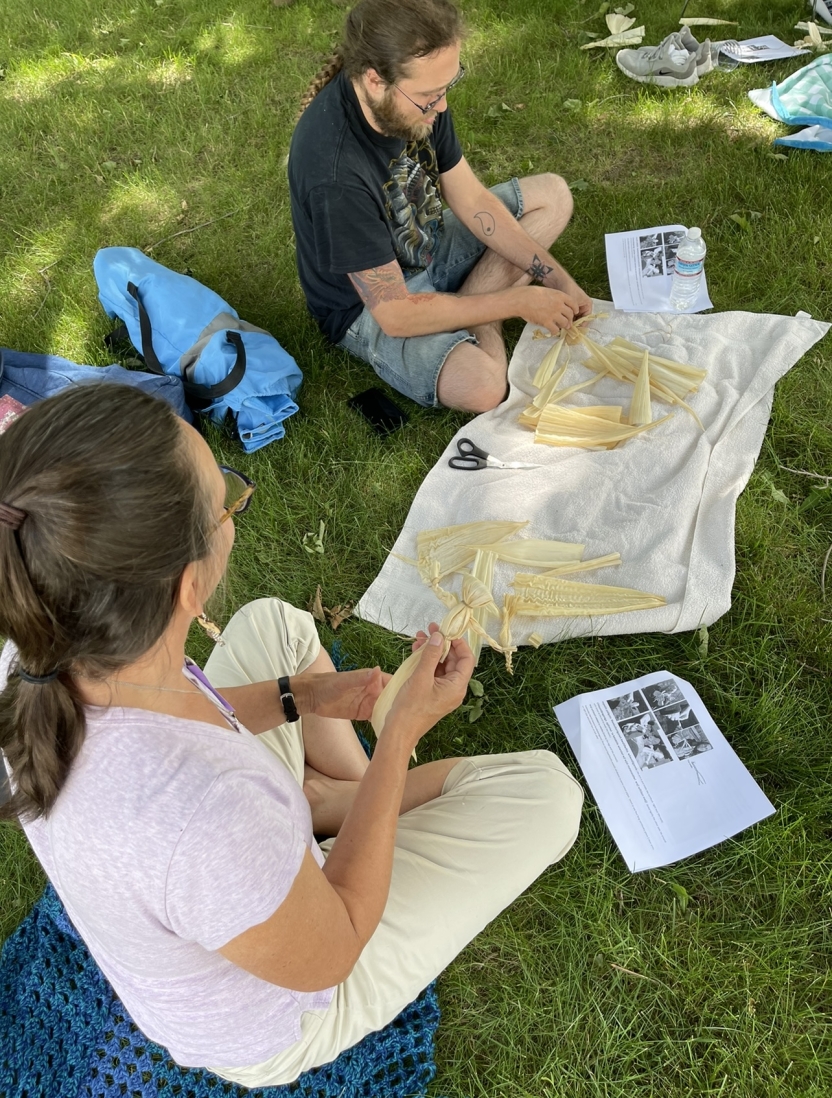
[[182, 658, 242, 732]]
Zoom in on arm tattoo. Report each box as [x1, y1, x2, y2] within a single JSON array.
[[349, 263, 409, 310], [526, 253, 554, 284], [474, 211, 496, 237]]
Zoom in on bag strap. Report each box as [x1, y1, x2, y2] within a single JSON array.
[[126, 283, 247, 411], [126, 283, 165, 375]]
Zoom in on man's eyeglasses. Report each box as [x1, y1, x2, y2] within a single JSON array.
[[393, 65, 466, 115], [219, 466, 256, 524]]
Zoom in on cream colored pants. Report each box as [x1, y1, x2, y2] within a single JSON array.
[[204, 598, 584, 1088]]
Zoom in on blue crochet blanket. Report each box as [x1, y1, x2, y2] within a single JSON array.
[[0, 884, 439, 1098]]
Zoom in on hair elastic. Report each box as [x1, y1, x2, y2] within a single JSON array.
[[17, 668, 60, 685], [0, 502, 26, 531]]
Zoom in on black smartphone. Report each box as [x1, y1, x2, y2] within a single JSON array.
[[347, 387, 409, 437]]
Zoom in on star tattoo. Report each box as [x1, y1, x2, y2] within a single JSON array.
[[526, 253, 554, 283]]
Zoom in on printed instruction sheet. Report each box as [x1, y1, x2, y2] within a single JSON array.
[[554, 671, 775, 871], [605, 224, 713, 314], [732, 35, 810, 63]]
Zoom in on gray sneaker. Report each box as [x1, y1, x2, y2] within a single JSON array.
[[616, 32, 700, 87], [678, 27, 714, 75]]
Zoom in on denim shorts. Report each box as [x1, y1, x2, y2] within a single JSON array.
[[338, 178, 524, 408]]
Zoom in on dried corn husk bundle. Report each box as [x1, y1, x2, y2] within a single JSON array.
[[535, 404, 672, 449], [795, 22, 829, 49], [371, 572, 503, 732], [606, 12, 637, 33], [511, 573, 666, 616], [541, 552, 622, 576], [581, 25, 645, 48], [574, 334, 705, 428], [413, 519, 528, 583], [434, 573, 501, 659]]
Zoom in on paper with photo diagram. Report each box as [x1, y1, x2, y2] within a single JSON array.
[[605, 224, 713, 313], [554, 670, 775, 871]]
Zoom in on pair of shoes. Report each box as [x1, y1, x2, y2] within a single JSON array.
[[812, 0, 832, 25], [616, 28, 739, 87]]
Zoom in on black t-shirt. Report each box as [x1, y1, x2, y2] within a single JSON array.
[[288, 70, 464, 344]]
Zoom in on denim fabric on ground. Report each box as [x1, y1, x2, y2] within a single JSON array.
[[338, 179, 523, 407], [0, 884, 440, 1098]]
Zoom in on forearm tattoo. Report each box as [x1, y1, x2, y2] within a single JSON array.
[[473, 211, 496, 237], [349, 264, 409, 309], [526, 253, 554, 284]]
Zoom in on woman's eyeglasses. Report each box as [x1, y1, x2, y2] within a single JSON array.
[[394, 65, 466, 115], [219, 466, 256, 523]]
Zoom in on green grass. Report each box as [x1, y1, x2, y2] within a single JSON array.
[[2, 0, 832, 1094]]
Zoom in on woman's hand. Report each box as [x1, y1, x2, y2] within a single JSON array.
[[385, 624, 474, 748], [298, 667, 390, 722]]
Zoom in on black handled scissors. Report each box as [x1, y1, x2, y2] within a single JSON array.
[[448, 438, 541, 471]]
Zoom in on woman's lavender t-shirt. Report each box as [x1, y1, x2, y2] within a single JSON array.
[[0, 642, 334, 1069]]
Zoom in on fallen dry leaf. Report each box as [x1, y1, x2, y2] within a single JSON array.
[[326, 603, 354, 630], [308, 585, 325, 622]]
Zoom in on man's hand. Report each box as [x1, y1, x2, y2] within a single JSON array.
[[516, 286, 580, 335], [558, 277, 592, 317], [300, 667, 390, 722]]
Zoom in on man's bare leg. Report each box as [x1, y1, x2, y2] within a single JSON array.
[[437, 173, 574, 412]]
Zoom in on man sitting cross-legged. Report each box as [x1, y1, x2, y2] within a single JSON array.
[[287, 0, 591, 414]]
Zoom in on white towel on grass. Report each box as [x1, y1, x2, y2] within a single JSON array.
[[356, 303, 829, 647]]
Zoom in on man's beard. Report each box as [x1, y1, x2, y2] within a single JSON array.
[[367, 87, 435, 142]]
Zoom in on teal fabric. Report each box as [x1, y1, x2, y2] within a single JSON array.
[[768, 54, 832, 128]]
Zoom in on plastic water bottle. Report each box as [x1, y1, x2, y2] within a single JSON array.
[[669, 227, 707, 311]]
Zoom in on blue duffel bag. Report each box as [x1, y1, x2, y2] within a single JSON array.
[[0, 347, 192, 420], [93, 248, 303, 453]]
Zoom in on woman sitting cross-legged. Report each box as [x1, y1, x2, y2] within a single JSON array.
[[0, 384, 583, 1088]]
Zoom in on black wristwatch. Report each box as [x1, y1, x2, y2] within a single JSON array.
[[277, 676, 300, 723]]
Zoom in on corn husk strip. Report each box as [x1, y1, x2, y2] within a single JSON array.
[[541, 552, 621, 577], [680, 16, 738, 25], [579, 339, 693, 395], [469, 538, 585, 568], [546, 375, 603, 406], [467, 549, 497, 662], [417, 520, 528, 580], [371, 646, 423, 736], [795, 21, 832, 35], [628, 349, 651, 426], [532, 335, 565, 389], [500, 596, 518, 674], [512, 573, 666, 616], [518, 405, 544, 428], [527, 632, 544, 648], [532, 363, 569, 408], [581, 25, 645, 48], [535, 408, 673, 448], [607, 339, 705, 385], [579, 338, 705, 428], [606, 12, 636, 33]]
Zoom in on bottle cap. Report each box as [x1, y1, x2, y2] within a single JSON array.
[[688, 227, 702, 239]]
